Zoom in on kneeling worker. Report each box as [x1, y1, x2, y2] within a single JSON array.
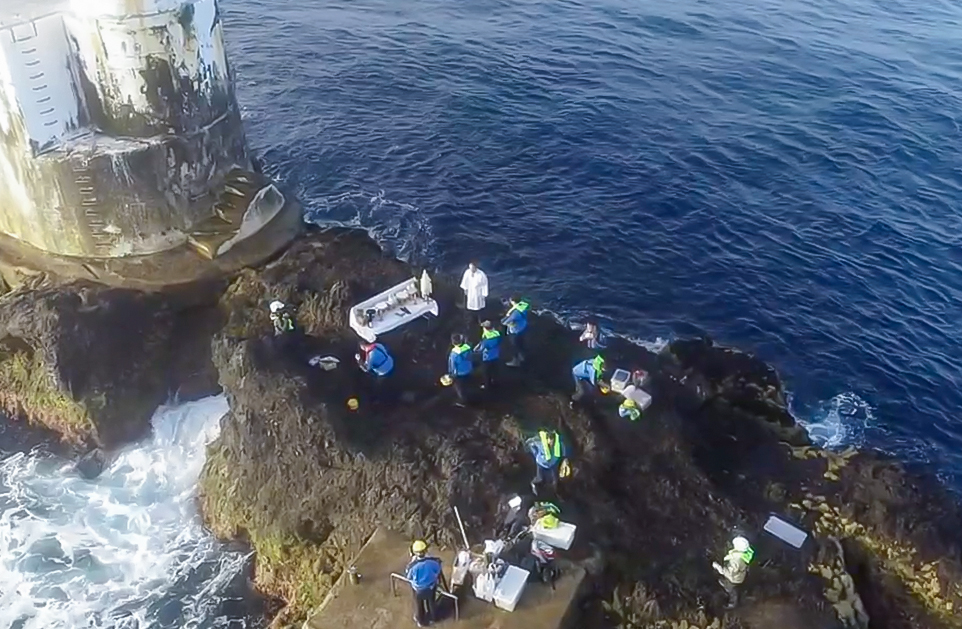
[[712, 535, 754, 608], [448, 334, 474, 406], [474, 321, 501, 388], [525, 429, 570, 496], [406, 540, 443, 627], [571, 355, 606, 406]]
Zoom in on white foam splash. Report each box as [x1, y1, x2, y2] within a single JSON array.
[[0, 395, 251, 629], [302, 189, 436, 263], [791, 391, 874, 449]]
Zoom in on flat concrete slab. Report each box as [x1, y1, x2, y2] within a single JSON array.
[[305, 528, 585, 629]]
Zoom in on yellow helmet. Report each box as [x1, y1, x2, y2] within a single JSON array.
[[540, 514, 560, 529], [622, 398, 637, 407], [411, 540, 428, 554]]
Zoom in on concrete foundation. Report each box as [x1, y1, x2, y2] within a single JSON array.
[[304, 528, 586, 629], [0, 0, 296, 284]]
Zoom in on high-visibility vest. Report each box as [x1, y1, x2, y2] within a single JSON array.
[[539, 430, 561, 460], [482, 328, 501, 340], [725, 547, 755, 565], [591, 355, 605, 375]]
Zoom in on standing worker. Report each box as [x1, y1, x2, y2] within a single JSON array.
[[406, 540, 443, 627], [474, 320, 501, 388], [579, 318, 608, 351], [712, 535, 754, 608], [525, 429, 570, 496], [460, 261, 489, 324], [448, 333, 474, 406], [571, 355, 606, 406], [501, 295, 530, 367]]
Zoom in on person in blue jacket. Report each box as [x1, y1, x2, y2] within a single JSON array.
[[571, 355, 606, 406], [501, 295, 530, 367], [406, 540, 443, 627], [525, 429, 569, 496], [474, 320, 501, 388], [357, 341, 394, 377], [448, 333, 473, 406], [356, 340, 395, 402]]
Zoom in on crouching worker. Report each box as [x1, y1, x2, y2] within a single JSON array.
[[525, 429, 570, 497], [406, 540, 443, 627], [712, 536, 754, 608], [571, 355, 606, 407], [448, 334, 474, 406], [619, 397, 641, 421], [356, 340, 395, 401], [268, 300, 300, 353]]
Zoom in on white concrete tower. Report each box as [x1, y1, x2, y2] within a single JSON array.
[[0, 0, 294, 282]]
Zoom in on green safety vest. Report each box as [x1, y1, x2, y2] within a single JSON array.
[[507, 301, 530, 315], [453, 343, 472, 354], [539, 430, 561, 460], [482, 328, 501, 340], [725, 547, 755, 565], [591, 355, 605, 375]]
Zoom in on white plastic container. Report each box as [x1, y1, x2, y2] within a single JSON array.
[[493, 565, 529, 612], [531, 520, 577, 550], [764, 515, 808, 549], [622, 385, 652, 412], [610, 369, 631, 393]]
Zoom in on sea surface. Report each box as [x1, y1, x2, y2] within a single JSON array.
[[3, 0, 962, 627], [230, 0, 962, 485]]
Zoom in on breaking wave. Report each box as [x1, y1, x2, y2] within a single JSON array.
[[0, 396, 257, 629], [791, 391, 875, 449]]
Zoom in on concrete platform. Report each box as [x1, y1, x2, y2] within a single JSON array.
[[305, 528, 585, 629]]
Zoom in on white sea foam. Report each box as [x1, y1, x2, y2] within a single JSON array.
[[302, 189, 436, 263], [791, 391, 874, 449], [0, 395, 251, 629]]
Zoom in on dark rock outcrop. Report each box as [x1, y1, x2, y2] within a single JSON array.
[[0, 279, 222, 450], [199, 226, 962, 628]]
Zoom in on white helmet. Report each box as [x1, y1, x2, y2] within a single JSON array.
[[269, 300, 285, 314], [732, 536, 750, 552]]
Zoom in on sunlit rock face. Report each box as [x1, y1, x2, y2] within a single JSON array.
[[0, 0, 252, 259]]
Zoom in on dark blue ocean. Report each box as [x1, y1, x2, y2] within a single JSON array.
[[227, 0, 962, 487]]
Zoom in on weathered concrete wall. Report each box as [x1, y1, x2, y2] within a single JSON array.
[[66, 0, 236, 137], [0, 0, 252, 259]]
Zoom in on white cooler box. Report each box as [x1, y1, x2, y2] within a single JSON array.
[[493, 565, 529, 612], [622, 385, 652, 412], [532, 520, 577, 550]]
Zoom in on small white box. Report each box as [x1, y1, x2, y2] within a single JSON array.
[[764, 515, 808, 549], [610, 369, 631, 393], [622, 385, 652, 412], [532, 520, 577, 550], [493, 565, 529, 612]]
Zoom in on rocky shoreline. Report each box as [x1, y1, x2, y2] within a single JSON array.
[[1, 225, 960, 629]]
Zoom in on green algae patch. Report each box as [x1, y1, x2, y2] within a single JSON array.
[[200, 444, 346, 623], [0, 345, 94, 444]]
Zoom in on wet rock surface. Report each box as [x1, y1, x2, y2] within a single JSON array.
[[198, 226, 962, 628]]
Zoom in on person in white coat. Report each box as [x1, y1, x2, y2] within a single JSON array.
[[460, 261, 489, 323]]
